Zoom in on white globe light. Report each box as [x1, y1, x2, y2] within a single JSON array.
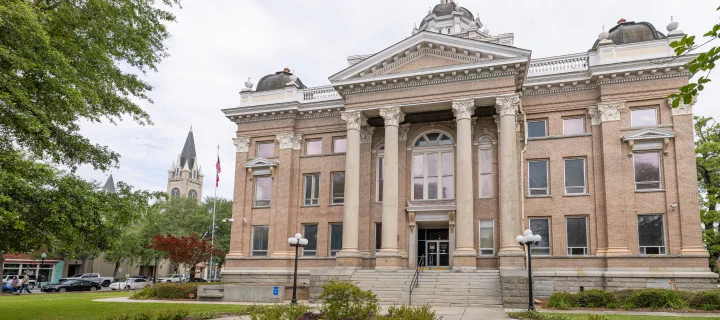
[[288, 237, 298, 245], [534, 234, 542, 242], [41, 253, 47, 259], [295, 233, 302, 239], [524, 229, 533, 236], [516, 235, 525, 244], [299, 238, 308, 246]]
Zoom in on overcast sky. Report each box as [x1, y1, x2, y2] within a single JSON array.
[[77, 0, 720, 200]]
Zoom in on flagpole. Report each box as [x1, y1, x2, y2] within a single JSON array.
[[209, 145, 219, 280]]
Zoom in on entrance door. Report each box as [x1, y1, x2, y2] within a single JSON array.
[[426, 240, 450, 267]]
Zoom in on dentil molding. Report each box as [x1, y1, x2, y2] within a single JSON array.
[[596, 102, 625, 123], [495, 94, 520, 117], [360, 126, 375, 144], [276, 132, 302, 150], [667, 96, 696, 116], [379, 107, 405, 127], [232, 137, 250, 153], [452, 99, 475, 120], [341, 111, 367, 131]]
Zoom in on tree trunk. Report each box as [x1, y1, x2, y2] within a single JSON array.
[[112, 261, 120, 279], [189, 266, 196, 281], [0, 251, 4, 277], [153, 257, 159, 282]]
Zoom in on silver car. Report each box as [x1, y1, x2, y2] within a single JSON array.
[[109, 278, 149, 290]]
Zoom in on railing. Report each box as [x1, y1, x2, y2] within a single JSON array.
[[409, 255, 426, 305], [302, 86, 341, 102], [528, 53, 589, 77]]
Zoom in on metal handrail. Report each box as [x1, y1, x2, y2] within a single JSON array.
[[409, 255, 426, 305]]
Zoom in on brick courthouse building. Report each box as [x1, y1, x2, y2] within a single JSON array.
[[220, 1, 716, 306]]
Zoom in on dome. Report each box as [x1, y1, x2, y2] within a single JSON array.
[[591, 19, 666, 50], [256, 68, 306, 92], [420, 1, 474, 27]]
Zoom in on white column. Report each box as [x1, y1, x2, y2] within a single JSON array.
[[451, 99, 477, 269], [376, 107, 404, 268], [337, 111, 366, 266]]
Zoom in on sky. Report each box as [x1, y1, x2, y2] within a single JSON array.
[[77, 0, 720, 200]]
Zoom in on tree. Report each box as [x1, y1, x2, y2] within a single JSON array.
[[668, 6, 720, 108], [150, 234, 224, 281], [695, 116, 720, 273]]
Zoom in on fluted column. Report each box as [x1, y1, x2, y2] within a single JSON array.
[[496, 95, 525, 267], [375, 107, 404, 269], [452, 99, 477, 270], [337, 111, 366, 268]]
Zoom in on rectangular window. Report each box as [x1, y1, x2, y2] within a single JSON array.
[[527, 120, 547, 138], [528, 160, 549, 196], [479, 148, 493, 198], [377, 156, 384, 202], [479, 220, 495, 256], [529, 218, 551, 255], [631, 107, 658, 127], [304, 174, 320, 206], [306, 139, 322, 155], [303, 225, 318, 257], [563, 117, 585, 135], [634, 152, 662, 190], [566, 217, 588, 255], [254, 176, 272, 207], [329, 223, 343, 256], [412, 152, 454, 200], [331, 172, 345, 204], [251, 226, 269, 256], [257, 141, 274, 158], [564, 158, 586, 194], [333, 137, 347, 153], [413, 154, 424, 200], [638, 215, 666, 254], [375, 223, 382, 252]]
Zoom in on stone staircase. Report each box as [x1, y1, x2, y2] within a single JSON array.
[[350, 269, 503, 307]]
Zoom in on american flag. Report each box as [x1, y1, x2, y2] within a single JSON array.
[[215, 155, 221, 187]]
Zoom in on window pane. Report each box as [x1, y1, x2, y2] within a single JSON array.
[[527, 121, 547, 138], [303, 225, 318, 255], [304, 176, 313, 201], [631, 108, 658, 127], [528, 161, 548, 191], [413, 154, 424, 177], [413, 178, 424, 200], [566, 217, 587, 248], [332, 173, 345, 203], [530, 218, 550, 254], [428, 177, 438, 199], [479, 175, 492, 198], [427, 153, 438, 177], [306, 139, 322, 155], [330, 224, 343, 256], [479, 220, 494, 251], [634, 152, 661, 187], [442, 152, 453, 176], [426, 133, 441, 144], [479, 149, 492, 173], [252, 226, 269, 256], [564, 159, 585, 193], [415, 137, 429, 147], [563, 118, 584, 135], [375, 223, 382, 251], [334, 138, 347, 153], [438, 134, 453, 145], [638, 215, 665, 247], [377, 157, 384, 202], [255, 177, 271, 206], [257, 142, 274, 158]]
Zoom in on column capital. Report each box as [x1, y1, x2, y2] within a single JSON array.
[[452, 99, 475, 121], [341, 111, 368, 131], [360, 126, 375, 144], [276, 132, 302, 150], [495, 94, 520, 117], [668, 96, 696, 116], [379, 107, 405, 127], [588, 106, 601, 126], [596, 101, 625, 122], [232, 137, 250, 153], [398, 124, 411, 141]]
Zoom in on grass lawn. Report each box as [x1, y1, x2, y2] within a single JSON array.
[[0, 291, 249, 320], [551, 314, 720, 320]]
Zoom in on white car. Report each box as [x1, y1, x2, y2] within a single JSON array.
[[157, 274, 185, 283], [2, 275, 37, 289], [109, 278, 149, 290]]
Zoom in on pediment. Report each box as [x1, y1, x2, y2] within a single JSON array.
[[329, 31, 531, 83], [621, 128, 676, 141], [244, 158, 279, 168]]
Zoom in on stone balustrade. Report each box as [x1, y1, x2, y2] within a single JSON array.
[[528, 53, 589, 77]]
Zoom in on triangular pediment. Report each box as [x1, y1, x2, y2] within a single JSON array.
[[329, 31, 531, 83], [622, 128, 676, 141], [244, 158, 279, 168]]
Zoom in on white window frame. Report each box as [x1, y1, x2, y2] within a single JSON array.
[[630, 107, 659, 127], [637, 214, 667, 255], [528, 160, 549, 196], [333, 136, 347, 153], [529, 217, 551, 256], [562, 116, 585, 135], [478, 137, 493, 198], [479, 220, 495, 256], [303, 174, 320, 206], [302, 224, 318, 257], [329, 223, 343, 257], [305, 138, 322, 155], [256, 141, 274, 158], [411, 149, 454, 200], [331, 172, 345, 204], [527, 119, 547, 138], [633, 152, 663, 191], [566, 217, 588, 256], [251, 225, 269, 257], [563, 158, 586, 195], [254, 176, 272, 208], [376, 152, 384, 202]]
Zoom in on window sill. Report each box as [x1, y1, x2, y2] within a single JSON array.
[[300, 153, 346, 158], [329, 203, 344, 206], [526, 132, 592, 141], [526, 194, 551, 198], [476, 197, 494, 200], [252, 206, 271, 209], [635, 189, 665, 193], [621, 124, 673, 131], [478, 255, 496, 258], [563, 193, 590, 197], [300, 205, 320, 208]]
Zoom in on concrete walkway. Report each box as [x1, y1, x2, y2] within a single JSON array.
[[542, 309, 720, 318]]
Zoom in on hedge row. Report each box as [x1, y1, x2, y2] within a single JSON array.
[[547, 288, 720, 311], [131, 283, 199, 300]]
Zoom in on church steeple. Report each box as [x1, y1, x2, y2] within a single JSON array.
[[101, 174, 116, 193], [167, 127, 203, 202], [180, 128, 197, 170]]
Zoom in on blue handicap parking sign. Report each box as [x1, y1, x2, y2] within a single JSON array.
[[272, 286, 279, 296]]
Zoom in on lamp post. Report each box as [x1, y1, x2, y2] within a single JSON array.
[[287, 233, 308, 305], [40, 253, 46, 288], [516, 229, 542, 310]]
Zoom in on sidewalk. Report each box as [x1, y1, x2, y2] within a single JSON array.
[[542, 309, 720, 318]]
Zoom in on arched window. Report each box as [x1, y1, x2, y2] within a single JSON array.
[[412, 131, 454, 200], [478, 136, 494, 198], [171, 188, 180, 197], [188, 190, 197, 199]]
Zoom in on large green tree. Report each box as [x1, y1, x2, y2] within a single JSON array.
[[695, 116, 720, 273]]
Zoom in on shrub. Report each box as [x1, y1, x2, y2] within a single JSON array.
[[506, 310, 570, 320], [131, 286, 154, 300], [155, 310, 189, 320], [547, 292, 577, 310], [627, 289, 687, 309], [247, 305, 312, 320], [100, 310, 188, 320], [586, 316, 609, 320], [131, 283, 199, 300], [606, 302, 618, 309], [575, 289, 617, 308], [319, 280, 379, 320], [689, 290, 720, 310], [386, 304, 440, 320]]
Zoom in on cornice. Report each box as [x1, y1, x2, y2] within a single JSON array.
[[342, 71, 518, 95], [598, 72, 691, 85], [523, 84, 598, 96]]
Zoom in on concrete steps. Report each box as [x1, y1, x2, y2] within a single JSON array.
[[349, 270, 503, 306]]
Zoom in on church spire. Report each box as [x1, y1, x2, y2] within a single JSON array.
[[179, 129, 197, 170], [101, 174, 116, 193]]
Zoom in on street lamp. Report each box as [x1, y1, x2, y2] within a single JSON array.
[[516, 229, 542, 310], [287, 233, 308, 305], [40, 253, 46, 288]]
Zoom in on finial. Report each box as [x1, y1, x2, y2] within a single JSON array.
[[617, 18, 626, 24], [244, 77, 253, 89], [598, 25, 609, 41], [667, 16, 679, 33], [283, 67, 290, 73], [190, 125, 193, 132]]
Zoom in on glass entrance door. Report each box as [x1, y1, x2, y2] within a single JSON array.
[[426, 240, 450, 267]]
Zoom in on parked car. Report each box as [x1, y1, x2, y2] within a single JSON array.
[[109, 278, 149, 291], [189, 278, 207, 282], [41, 279, 101, 292], [2, 282, 13, 293], [2, 275, 37, 289], [157, 274, 185, 283], [58, 273, 114, 287]]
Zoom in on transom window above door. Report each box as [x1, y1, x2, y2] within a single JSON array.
[[412, 131, 454, 200], [414, 132, 453, 147]]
